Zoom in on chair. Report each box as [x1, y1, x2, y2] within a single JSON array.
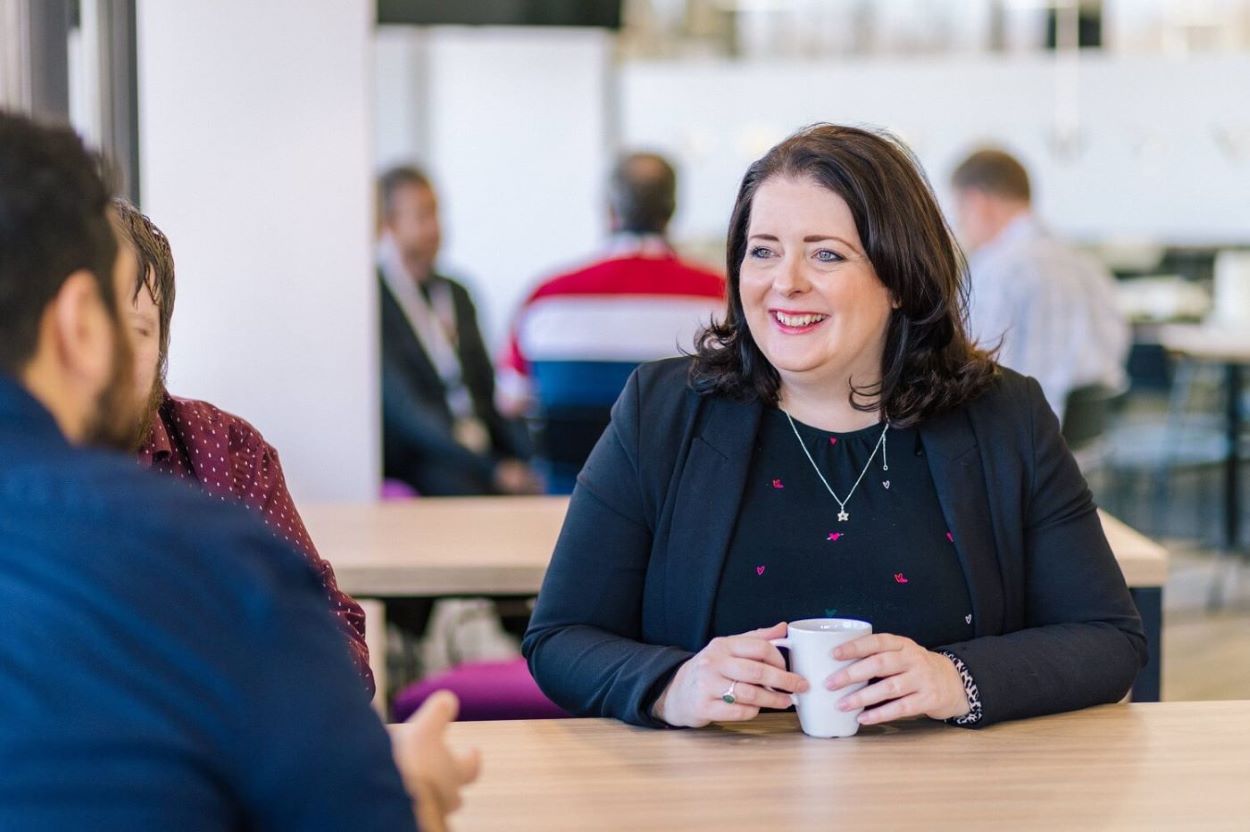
[[392, 658, 567, 722], [1103, 359, 1237, 542], [529, 360, 639, 494], [381, 479, 419, 500], [1061, 383, 1122, 477]]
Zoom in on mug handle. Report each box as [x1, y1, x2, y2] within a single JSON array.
[[768, 636, 799, 707]]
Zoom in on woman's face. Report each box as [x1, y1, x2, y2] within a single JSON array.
[[739, 175, 894, 396]]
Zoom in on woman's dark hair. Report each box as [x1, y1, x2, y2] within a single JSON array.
[[0, 111, 117, 374], [690, 123, 997, 427], [112, 199, 176, 384]]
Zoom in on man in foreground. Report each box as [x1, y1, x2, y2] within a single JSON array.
[[0, 111, 476, 830]]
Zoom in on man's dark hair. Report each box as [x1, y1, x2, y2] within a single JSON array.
[[692, 123, 997, 427], [608, 152, 677, 235], [378, 165, 433, 219], [950, 148, 1032, 203], [112, 199, 176, 383], [0, 111, 117, 374]]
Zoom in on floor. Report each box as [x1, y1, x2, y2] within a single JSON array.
[[1093, 381, 1250, 702], [1161, 545, 1250, 701]]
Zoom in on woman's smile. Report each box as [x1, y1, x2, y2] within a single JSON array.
[[770, 309, 830, 334], [740, 176, 893, 387]]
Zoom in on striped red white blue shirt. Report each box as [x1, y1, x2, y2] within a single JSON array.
[[500, 235, 726, 409]]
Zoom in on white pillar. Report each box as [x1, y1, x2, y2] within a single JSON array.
[[135, 0, 378, 502]]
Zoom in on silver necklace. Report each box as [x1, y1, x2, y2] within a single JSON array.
[[783, 411, 889, 523]]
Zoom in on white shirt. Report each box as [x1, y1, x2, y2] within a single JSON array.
[[967, 214, 1130, 417]]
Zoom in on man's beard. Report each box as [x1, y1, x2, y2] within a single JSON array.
[[131, 375, 166, 452], [81, 323, 143, 451]]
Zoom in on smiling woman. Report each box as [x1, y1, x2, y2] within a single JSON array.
[[737, 177, 896, 432], [523, 123, 1146, 734], [692, 124, 996, 430]]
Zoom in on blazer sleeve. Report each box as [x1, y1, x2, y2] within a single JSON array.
[[522, 369, 693, 727], [938, 377, 1148, 726], [380, 348, 497, 482], [450, 283, 531, 461]]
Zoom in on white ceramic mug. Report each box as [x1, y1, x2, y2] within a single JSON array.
[[770, 618, 873, 738]]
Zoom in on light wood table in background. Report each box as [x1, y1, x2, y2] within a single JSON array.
[[444, 701, 1250, 831], [302, 498, 1168, 701], [303, 497, 567, 597]]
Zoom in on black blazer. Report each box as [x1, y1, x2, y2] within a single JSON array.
[[380, 273, 527, 495], [523, 357, 1147, 728]]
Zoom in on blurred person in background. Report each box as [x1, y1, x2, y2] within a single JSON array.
[[378, 166, 539, 497], [377, 167, 530, 677], [499, 152, 725, 413], [114, 200, 373, 696], [0, 110, 476, 832], [950, 148, 1129, 417], [498, 152, 724, 492]]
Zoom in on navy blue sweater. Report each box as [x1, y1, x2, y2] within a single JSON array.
[[0, 377, 415, 830]]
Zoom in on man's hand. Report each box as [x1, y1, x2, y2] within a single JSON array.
[[390, 691, 482, 832]]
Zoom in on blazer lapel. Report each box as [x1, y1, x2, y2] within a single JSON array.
[[380, 277, 446, 398], [663, 395, 762, 649], [919, 407, 1006, 636]]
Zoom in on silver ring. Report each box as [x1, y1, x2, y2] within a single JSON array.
[[721, 681, 737, 704]]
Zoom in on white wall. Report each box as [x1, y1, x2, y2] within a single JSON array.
[[375, 26, 612, 350], [620, 53, 1250, 247], [375, 40, 1250, 346], [137, 0, 377, 502], [374, 26, 430, 170]]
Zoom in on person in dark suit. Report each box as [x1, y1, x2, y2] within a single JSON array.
[[378, 166, 538, 496], [523, 124, 1146, 731]]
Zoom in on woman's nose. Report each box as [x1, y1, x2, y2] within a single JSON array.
[[772, 255, 809, 296]]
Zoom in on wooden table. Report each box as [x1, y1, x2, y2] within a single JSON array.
[[302, 499, 1168, 702], [443, 702, 1250, 831], [1159, 324, 1250, 555], [303, 498, 1165, 595], [303, 497, 568, 597]]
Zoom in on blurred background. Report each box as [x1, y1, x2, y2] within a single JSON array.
[[2, 0, 1248, 698]]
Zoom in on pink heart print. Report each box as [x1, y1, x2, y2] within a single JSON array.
[[756, 565, 766, 576], [945, 531, 954, 543], [893, 572, 909, 584], [771, 478, 784, 489], [827, 532, 843, 542], [829, 437, 838, 446]]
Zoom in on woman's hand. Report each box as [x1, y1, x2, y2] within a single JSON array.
[[650, 622, 809, 728], [827, 634, 970, 725]]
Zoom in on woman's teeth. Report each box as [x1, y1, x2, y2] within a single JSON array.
[[774, 312, 828, 327]]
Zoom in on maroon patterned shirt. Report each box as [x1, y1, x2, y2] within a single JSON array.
[[137, 394, 374, 696]]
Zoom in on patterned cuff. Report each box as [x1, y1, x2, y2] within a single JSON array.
[[938, 651, 983, 726]]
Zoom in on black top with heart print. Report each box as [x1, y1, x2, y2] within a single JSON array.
[[711, 407, 976, 648]]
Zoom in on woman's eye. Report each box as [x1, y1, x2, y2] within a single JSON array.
[[814, 249, 843, 263], [749, 246, 774, 259]]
